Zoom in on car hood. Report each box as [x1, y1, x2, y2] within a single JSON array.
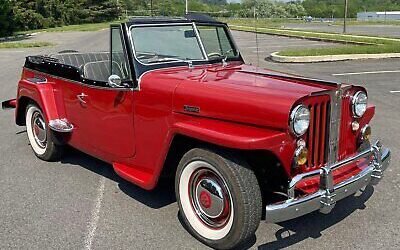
[[149, 63, 338, 130]]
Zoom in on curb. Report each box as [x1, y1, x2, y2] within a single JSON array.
[[270, 51, 400, 63], [0, 33, 38, 42]]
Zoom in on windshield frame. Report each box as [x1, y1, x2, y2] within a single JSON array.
[[128, 22, 241, 67]]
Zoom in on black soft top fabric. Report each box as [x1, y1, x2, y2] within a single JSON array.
[[126, 13, 225, 26]]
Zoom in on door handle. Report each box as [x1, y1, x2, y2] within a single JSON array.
[[77, 93, 88, 104]]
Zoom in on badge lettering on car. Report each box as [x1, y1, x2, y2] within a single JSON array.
[[183, 105, 200, 113]]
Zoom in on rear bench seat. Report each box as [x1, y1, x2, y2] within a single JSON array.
[[49, 52, 128, 82]]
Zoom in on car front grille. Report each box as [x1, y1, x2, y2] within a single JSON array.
[[303, 95, 331, 170]]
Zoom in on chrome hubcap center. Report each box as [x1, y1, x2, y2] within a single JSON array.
[[32, 112, 47, 148], [195, 178, 225, 218], [189, 166, 232, 229]]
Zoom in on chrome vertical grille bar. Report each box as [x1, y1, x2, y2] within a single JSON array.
[[320, 86, 343, 195], [327, 87, 342, 165]]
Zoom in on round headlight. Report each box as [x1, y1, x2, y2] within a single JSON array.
[[290, 105, 310, 136], [352, 91, 368, 118]]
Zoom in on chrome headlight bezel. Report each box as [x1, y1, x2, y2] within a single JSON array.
[[352, 91, 368, 118], [289, 104, 310, 137]]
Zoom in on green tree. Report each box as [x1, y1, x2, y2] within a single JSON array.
[[0, 0, 14, 37], [9, 0, 123, 32], [302, 0, 400, 18], [82, 0, 122, 22], [240, 0, 306, 18]]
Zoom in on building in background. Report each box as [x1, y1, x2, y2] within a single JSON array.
[[357, 11, 400, 21]]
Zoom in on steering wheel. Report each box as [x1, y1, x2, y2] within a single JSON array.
[[207, 52, 223, 58]]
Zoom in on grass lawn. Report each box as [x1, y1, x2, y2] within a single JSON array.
[[0, 41, 54, 49], [225, 19, 400, 57]]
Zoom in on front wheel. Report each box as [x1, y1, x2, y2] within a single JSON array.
[[175, 148, 262, 249]]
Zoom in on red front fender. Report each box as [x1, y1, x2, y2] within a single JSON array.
[[171, 113, 296, 176]]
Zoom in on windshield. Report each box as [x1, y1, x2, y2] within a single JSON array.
[[130, 24, 238, 64]]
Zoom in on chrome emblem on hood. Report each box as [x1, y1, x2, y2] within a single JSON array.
[[184, 105, 200, 113]]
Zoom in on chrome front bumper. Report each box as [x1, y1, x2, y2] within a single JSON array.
[[265, 141, 391, 223]]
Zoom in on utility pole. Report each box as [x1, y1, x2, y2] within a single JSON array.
[[185, 0, 189, 15], [117, 0, 120, 20], [343, 0, 348, 34]]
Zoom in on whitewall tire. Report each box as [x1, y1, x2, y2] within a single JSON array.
[[175, 147, 262, 249]]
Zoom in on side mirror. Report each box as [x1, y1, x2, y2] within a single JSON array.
[[108, 74, 123, 88], [184, 29, 196, 38]]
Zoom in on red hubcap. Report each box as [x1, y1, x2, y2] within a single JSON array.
[[200, 191, 212, 209]]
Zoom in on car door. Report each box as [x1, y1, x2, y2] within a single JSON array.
[[57, 77, 90, 151], [78, 25, 136, 160]]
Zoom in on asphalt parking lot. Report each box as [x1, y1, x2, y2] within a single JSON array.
[[0, 29, 399, 249]]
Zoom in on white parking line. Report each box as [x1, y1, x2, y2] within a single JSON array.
[[390, 90, 400, 93], [333, 70, 400, 76], [84, 176, 105, 250]]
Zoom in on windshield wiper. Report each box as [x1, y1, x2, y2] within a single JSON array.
[[147, 57, 183, 63], [136, 52, 159, 60], [146, 57, 194, 68], [137, 52, 193, 68]]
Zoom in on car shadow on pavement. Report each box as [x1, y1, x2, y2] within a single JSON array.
[[61, 148, 176, 209], [54, 147, 375, 250], [257, 185, 375, 250]]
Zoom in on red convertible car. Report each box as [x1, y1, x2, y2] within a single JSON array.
[[2, 14, 391, 249]]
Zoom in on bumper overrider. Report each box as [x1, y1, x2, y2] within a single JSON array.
[[265, 140, 391, 223]]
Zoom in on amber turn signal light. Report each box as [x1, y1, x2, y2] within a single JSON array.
[[295, 146, 308, 166], [361, 124, 372, 141]]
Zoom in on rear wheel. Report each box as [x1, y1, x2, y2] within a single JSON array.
[[26, 104, 63, 161], [175, 148, 262, 249]]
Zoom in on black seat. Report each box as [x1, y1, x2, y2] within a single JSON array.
[[50, 52, 130, 82], [51, 52, 110, 68], [82, 60, 124, 83]]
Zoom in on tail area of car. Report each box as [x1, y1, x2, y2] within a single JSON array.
[[1, 99, 16, 110]]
